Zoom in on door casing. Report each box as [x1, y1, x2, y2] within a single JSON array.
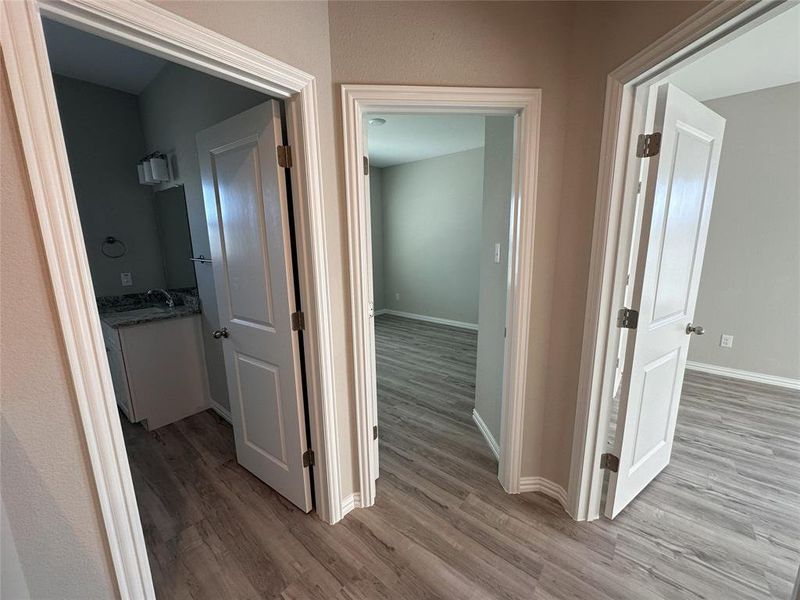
[[1, 2, 342, 598], [569, 0, 795, 522]]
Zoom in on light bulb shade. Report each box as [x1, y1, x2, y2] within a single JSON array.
[[149, 156, 169, 181]]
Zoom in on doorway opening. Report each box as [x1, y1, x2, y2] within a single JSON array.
[[573, 2, 799, 594], [341, 86, 543, 511], [366, 113, 515, 506], [36, 14, 325, 598]]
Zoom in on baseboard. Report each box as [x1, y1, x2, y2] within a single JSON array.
[[519, 477, 569, 509], [685, 361, 800, 391], [472, 409, 500, 460], [380, 309, 478, 331], [374, 308, 388, 316], [209, 398, 232, 423], [341, 492, 362, 517]]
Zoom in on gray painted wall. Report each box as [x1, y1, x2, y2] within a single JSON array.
[[370, 166, 385, 311], [138, 63, 269, 411], [475, 117, 515, 441], [380, 148, 484, 325], [54, 75, 166, 296], [689, 83, 800, 380]]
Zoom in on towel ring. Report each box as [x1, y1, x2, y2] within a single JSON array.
[[101, 236, 127, 259]]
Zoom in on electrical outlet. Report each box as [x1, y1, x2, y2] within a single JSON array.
[[395, 292, 400, 301], [720, 334, 734, 348], [494, 243, 502, 264], [120, 272, 133, 287]]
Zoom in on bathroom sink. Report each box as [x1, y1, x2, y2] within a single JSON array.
[[115, 306, 172, 318]]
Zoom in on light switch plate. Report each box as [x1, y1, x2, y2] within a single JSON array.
[[494, 243, 501, 264], [121, 272, 133, 287], [720, 334, 734, 348]]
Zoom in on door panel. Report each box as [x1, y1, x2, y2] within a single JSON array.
[[214, 140, 275, 328], [235, 353, 287, 466], [197, 100, 312, 512], [606, 84, 725, 518], [651, 126, 715, 323]]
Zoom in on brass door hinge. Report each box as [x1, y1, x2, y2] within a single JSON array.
[[617, 308, 639, 329], [277, 145, 293, 168], [373, 425, 378, 440], [291, 311, 305, 331], [600, 453, 619, 472], [636, 132, 661, 158], [303, 449, 315, 467], [363, 155, 369, 176]]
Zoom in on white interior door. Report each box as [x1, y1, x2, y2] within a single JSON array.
[[364, 128, 380, 488], [606, 84, 725, 518], [197, 100, 312, 512]]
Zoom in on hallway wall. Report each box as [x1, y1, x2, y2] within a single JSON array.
[[1, 2, 715, 591], [329, 0, 707, 488]]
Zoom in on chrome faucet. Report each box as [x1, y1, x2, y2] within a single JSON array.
[[146, 288, 175, 308]]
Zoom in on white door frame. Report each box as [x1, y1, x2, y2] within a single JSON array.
[[1, 1, 342, 598], [341, 85, 542, 508], [568, 0, 792, 522]]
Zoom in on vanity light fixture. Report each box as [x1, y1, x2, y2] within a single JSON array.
[[368, 117, 386, 126]]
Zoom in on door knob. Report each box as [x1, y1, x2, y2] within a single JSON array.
[[212, 327, 230, 339], [685, 323, 705, 336]]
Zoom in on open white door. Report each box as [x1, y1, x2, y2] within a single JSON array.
[[364, 129, 380, 491], [197, 101, 312, 512], [606, 84, 725, 518]]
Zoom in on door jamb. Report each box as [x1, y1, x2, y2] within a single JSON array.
[[1, 1, 342, 597], [341, 85, 542, 509], [568, 0, 792, 522]]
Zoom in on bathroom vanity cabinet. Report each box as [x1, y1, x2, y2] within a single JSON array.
[[101, 313, 209, 430]]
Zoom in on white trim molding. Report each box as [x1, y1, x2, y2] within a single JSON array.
[[209, 398, 233, 423], [519, 477, 568, 510], [342, 84, 542, 509], [472, 409, 500, 460], [1, 1, 341, 597], [568, 0, 790, 522], [381, 310, 478, 332], [340, 492, 362, 518], [686, 361, 800, 391]]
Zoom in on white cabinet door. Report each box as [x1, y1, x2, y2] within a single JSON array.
[[197, 101, 312, 512], [606, 84, 726, 518]]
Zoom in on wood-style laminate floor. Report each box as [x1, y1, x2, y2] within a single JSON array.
[[124, 314, 800, 599]]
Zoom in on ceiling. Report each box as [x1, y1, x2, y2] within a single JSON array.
[[367, 114, 486, 168], [42, 18, 167, 95], [668, 4, 800, 101]]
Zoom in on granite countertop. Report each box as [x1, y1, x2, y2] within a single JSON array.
[[99, 304, 201, 329], [97, 289, 201, 329]]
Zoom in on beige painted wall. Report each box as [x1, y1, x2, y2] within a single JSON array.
[[1, 2, 713, 591], [329, 0, 707, 486], [543, 0, 709, 485], [1, 57, 119, 599], [689, 84, 800, 380]]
